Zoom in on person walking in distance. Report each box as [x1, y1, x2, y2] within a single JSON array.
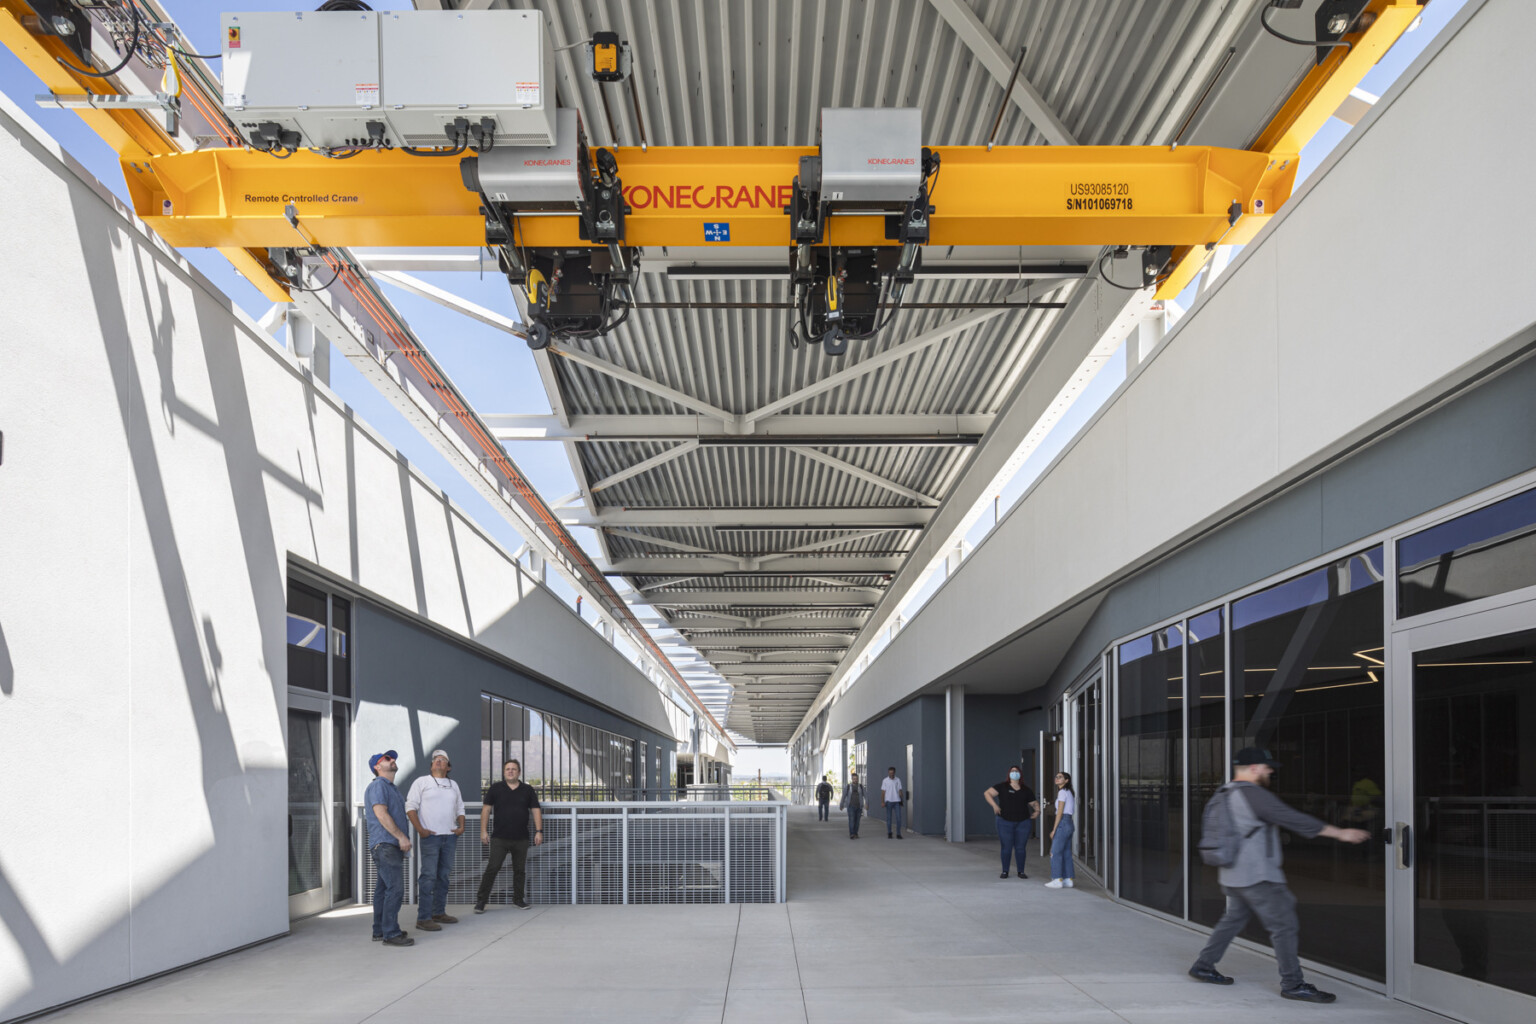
[[984, 766, 1039, 878], [839, 771, 868, 839], [1044, 771, 1077, 889], [474, 759, 543, 912], [363, 750, 413, 946], [405, 749, 465, 932], [1187, 748, 1370, 1003], [881, 767, 906, 839], [815, 775, 834, 821]]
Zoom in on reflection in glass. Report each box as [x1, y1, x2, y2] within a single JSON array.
[[287, 709, 323, 896], [1399, 486, 1536, 618], [480, 696, 493, 791], [1186, 609, 1227, 927], [1230, 547, 1386, 981], [1119, 625, 1184, 916], [526, 708, 545, 788], [287, 582, 328, 692], [1413, 629, 1536, 998]]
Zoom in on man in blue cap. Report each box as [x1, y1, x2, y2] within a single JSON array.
[[1187, 747, 1369, 1002], [364, 749, 414, 946]]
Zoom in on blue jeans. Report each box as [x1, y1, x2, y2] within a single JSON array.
[[1050, 815, 1074, 879], [847, 804, 862, 836], [417, 833, 457, 920], [884, 801, 905, 835], [996, 816, 1033, 874], [371, 842, 405, 939], [818, 799, 830, 821]]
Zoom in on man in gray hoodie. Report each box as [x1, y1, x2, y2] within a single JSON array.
[[1188, 748, 1370, 1003]]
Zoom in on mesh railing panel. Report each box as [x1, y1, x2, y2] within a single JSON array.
[[358, 803, 783, 905]]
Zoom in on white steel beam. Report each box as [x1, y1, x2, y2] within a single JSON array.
[[588, 441, 700, 494], [487, 412, 994, 441], [605, 555, 903, 574], [373, 270, 522, 336], [566, 508, 933, 528], [926, 0, 1077, 146], [548, 345, 737, 426], [743, 287, 1033, 426], [647, 592, 880, 608], [791, 448, 942, 506]]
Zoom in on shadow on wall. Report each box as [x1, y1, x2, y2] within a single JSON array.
[[0, 620, 12, 695], [0, 167, 299, 1021]]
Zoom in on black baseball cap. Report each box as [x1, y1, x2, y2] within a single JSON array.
[[1233, 747, 1281, 768]]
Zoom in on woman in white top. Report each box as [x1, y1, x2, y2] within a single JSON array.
[[1045, 771, 1077, 889]]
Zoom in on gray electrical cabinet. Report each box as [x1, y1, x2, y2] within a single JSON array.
[[221, 9, 556, 151], [818, 108, 923, 205]]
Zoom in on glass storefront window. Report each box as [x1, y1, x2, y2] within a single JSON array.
[[1230, 547, 1386, 981], [1186, 608, 1227, 927], [1399, 486, 1536, 618], [330, 596, 350, 698], [1118, 624, 1185, 917]]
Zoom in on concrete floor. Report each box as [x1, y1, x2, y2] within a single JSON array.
[[34, 807, 1451, 1024]]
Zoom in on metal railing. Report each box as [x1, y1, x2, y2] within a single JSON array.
[[360, 801, 787, 906], [467, 784, 784, 803]]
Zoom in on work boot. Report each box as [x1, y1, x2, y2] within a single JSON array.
[[415, 919, 442, 931], [381, 933, 415, 947], [432, 913, 458, 924]]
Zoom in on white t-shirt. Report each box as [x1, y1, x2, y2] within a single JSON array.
[[1056, 789, 1076, 816], [880, 777, 903, 803], [405, 775, 466, 835]]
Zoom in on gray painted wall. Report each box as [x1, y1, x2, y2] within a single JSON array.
[[354, 600, 675, 801], [852, 696, 944, 834], [1042, 347, 1536, 702]]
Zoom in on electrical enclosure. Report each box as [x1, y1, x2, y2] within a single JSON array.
[[818, 108, 923, 206], [220, 10, 556, 150]]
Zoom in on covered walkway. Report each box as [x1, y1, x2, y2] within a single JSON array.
[[35, 808, 1441, 1024]]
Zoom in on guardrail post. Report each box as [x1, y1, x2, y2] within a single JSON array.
[[570, 807, 579, 905], [723, 805, 731, 905], [621, 806, 629, 906]]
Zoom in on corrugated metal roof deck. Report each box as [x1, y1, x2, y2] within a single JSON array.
[[465, 0, 1269, 741]]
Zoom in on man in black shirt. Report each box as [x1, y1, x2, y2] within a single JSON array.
[[475, 759, 543, 912], [984, 767, 1040, 879], [815, 775, 834, 821]]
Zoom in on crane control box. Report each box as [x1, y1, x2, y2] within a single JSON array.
[[220, 9, 556, 151]]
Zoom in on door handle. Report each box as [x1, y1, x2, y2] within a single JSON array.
[[1395, 822, 1411, 869]]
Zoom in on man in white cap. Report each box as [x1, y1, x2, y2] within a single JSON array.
[[405, 749, 465, 931]]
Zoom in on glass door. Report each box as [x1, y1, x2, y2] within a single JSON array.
[[1389, 596, 1536, 1022], [287, 699, 329, 918]]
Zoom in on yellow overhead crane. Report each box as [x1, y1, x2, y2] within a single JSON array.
[[2, 0, 1422, 310]]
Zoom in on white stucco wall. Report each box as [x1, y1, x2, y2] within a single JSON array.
[[827, 0, 1536, 737], [0, 92, 673, 1019]]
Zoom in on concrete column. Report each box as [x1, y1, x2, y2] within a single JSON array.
[[945, 684, 965, 843]]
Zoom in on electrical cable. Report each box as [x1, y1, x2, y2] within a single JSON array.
[[171, 47, 221, 60], [1260, 1, 1353, 54], [1097, 249, 1146, 291], [283, 261, 343, 293], [55, 3, 140, 79]]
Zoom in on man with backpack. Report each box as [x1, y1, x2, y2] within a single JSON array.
[[1188, 747, 1370, 1003], [815, 775, 834, 821]]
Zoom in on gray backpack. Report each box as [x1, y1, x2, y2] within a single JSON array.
[[1197, 783, 1261, 867]]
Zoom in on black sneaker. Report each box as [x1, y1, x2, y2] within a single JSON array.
[[473, 903, 486, 914], [888, 832, 893, 838], [1017, 872, 1028, 879], [1281, 983, 1336, 1003], [1188, 965, 1233, 985], [897, 833, 903, 839], [513, 898, 530, 909], [381, 933, 415, 947]]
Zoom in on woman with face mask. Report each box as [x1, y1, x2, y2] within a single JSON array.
[[983, 766, 1039, 878]]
